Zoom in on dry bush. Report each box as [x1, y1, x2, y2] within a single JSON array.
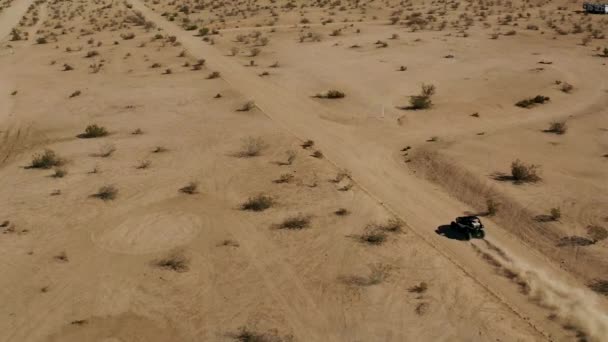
[[153, 146, 167, 153], [120, 32, 135, 40], [93, 185, 118, 200], [359, 229, 387, 245], [207, 71, 220, 79], [237, 137, 266, 157], [332, 169, 351, 183], [545, 121, 567, 135], [136, 160, 151, 169], [79, 124, 108, 138], [311, 150, 323, 159], [408, 281, 428, 293], [370, 218, 404, 233], [230, 46, 239, 56], [301, 140, 314, 149], [250, 47, 261, 57], [277, 214, 310, 230], [69, 90, 81, 98], [131, 128, 144, 135], [277, 150, 296, 166], [486, 198, 500, 216], [334, 208, 350, 216], [54, 251, 69, 262], [515, 95, 550, 108], [96, 144, 116, 157], [52, 167, 67, 178], [560, 82, 573, 93], [231, 327, 286, 342], [273, 173, 294, 184], [241, 195, 273, 212], [588, 279, 608, 296], [315, 90, 345, 99], [154, 251, 189, 272], [179, 182, 198, 194], [407, 84, 435, 110], [510, 159, 541, 183], [550, 207, 561, 221], [586, 226, 608, 242], [217, 239, 239, 247], [30, 149, 63, 169]]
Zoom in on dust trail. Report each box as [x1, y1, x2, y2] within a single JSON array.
[[474, 239, 608, 341]]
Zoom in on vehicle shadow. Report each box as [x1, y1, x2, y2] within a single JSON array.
[[435, 224, 471, 241]]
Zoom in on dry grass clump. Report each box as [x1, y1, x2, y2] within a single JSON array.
[[486, 198, 500, 216], [93, 185, 118, 201], [79, 124, 108, 138], [95, 144, 116, 157], [408, 281, 428, 293], [179, 181, 199, 194], [276, 214, 310, 230], [334, 208, 350, 216], [273, 173, 294, 184], [588, 279, 608, 296], [154, 251, 189, 272], [560, 82, 573, 93], [29, 149, 64, 169], [586, 225, 608, 242], [545, 121, 567, 135], [358, 229, 387, 245], [315, 90, 345, 99], [230, 326, 286, 342], [52, 167, 67, 178], [406, 84, 435, 110], [510, 159, 541, 183], [237, 137, 267, 157], [241, 194, 274, 212], [515, 95, 550, 108], [369, 218, 404, 233], [301, 140, 314, 149], [207, 71, 220, 79]]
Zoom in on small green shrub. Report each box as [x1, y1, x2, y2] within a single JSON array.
[[79, 124, 108, 138], [30, 149, 63, 169]]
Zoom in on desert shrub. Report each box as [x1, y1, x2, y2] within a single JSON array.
[[198, 27, 209, 36], [238, 137, 266, 157], [30, 149, 63, 169], [97, 144, 116, 157], [588, 279, 608, 296], [232, 327, 284, 342], [207, 71, 220, 79], [277, 214, 310, 230], [316, 90, 345, 99], [557, 236, 595, 247], [273, 173, 294, 184], [301, 140, 314, 149], [359, 230, 387, 245], [334, 208, 350, 216], [179, 182, 198, 194], [510, 159, 541, 183], [230, 46, 239, 56], [241, 194, 273, 211], [131, 128, 144, 135], [560, 82, 573, 93], [153, 146, 167, 153], [311, 150, 323, 158], [515, 95, 550, 108], [69, 90, 81, 98], [408, 281, 428, 293], [36, 36, 47, 44], [375, 218, 404, 233], [93, 185, 118, 200], [408, 84, 435, 109], [550, 207, 561, 221], [486, 198, 500, 216], [52, 167, 67, 178], [155, 251, 189, 272], [332, 169, 351, 183], [250, 47, 261, 57], [341, 264, 389, 286], [546, 121, 567, 134], [85, 50, 99, 58], [136, 160, 151, 169], [586, 226, 608, 242], [79, 124, 108, 138]]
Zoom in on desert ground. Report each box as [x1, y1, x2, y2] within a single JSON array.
[[1, 0, 607, 341]]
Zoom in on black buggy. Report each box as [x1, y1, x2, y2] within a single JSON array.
[[450, 216, 486, 240]]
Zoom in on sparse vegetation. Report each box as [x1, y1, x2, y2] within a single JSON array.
[[154, 251, 189, 272], [515, 95, 550, 108], [334, 208, 350, 216], [545, 121, 567, 135], [510, 159, 541, 183], [29, 149, 63, 169], [406, 84, 436, 110], [79, 124, 108, 138], [93, 185, 118, 201], [241, 194, 273, 212], [486, 198, 500, 216], [315, 90, 345, 99], [179, 182, 198, 194], [277, 214, 311, 230], [237, 137, 266, 157]]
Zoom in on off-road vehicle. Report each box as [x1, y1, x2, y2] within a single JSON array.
[[451, 216, 485, 240]]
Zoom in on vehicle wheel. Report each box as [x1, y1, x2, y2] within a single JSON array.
[[450, 221, 456, 228], [478, 230, 486, 239], [464, 231, 471, 241]]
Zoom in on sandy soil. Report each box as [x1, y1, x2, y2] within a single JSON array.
[[1, 0, 607, 341]]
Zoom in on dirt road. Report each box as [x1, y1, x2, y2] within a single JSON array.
[[126, 0, 608, 340]]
